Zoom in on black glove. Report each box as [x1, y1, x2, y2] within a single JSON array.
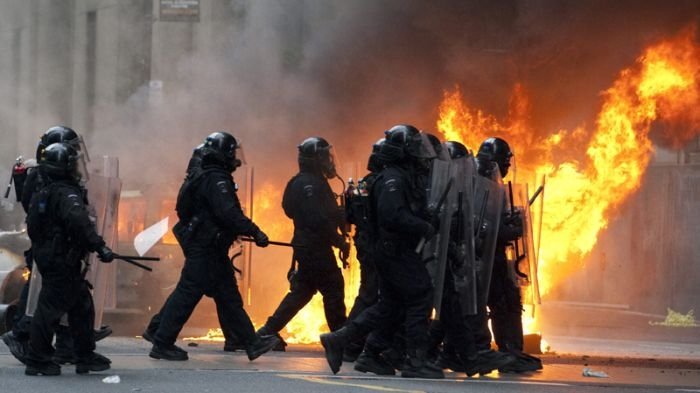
[[254, 230, 269, 248], [338, 238, 351, 268], [97, 245, 114, 263]]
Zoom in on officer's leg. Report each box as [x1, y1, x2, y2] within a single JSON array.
[[262, 270, 316, 333], [318, 267, 346, 332], [153, 270, 204, 347], [26, 283, 66, 371], [211, 271, 256, 345], [215, 300, 240, 349], [347, 259, 379, 321]]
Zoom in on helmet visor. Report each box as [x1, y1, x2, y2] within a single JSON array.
[[235, 143, 247, 167], [406, 133, 437, 160]]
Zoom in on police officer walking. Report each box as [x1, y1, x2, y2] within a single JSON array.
[[474, 137, 542, 373], [2, 126, 111, 366], [321, 125, 444, 379], [148, 131, 278, 361], [24, 142, 114, 376], [256, 137, 349, 339]]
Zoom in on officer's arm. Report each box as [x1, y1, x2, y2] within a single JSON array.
[[207, 177, 260, 236], [377, 176, 431, 237], [20, 170, 38, 213], [57, 189, 105, 251]]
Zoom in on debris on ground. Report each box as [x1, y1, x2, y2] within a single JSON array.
[[102, 375, 121, 384], [583, 367, 609, 378]]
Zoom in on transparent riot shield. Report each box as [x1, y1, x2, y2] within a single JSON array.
[[507, 182, 541, 306], [24, 265, 41, 317], [423, 158, 457, 319], [450, 156, 478, 316], [84, 159, 122, 330], [473, 165, 504, 308]]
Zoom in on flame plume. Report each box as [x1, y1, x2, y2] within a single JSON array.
[[437, 27, 700, 301]]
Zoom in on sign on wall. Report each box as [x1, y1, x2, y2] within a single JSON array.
[[160, 0, 200, 22]]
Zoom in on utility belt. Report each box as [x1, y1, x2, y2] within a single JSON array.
[[376, 229, 417, 257], [173, 214, 233, 254]]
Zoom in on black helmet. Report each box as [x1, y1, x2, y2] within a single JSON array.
[[40, 143, 79, 178], [476, 137, 513, 177], [298, 136, 337, 178], [367, 138, 387, 173], [201, 131, 243, 171], [445, 141, 469, 159], [384, 124, 436, 161], [36, 126, 80, 160]]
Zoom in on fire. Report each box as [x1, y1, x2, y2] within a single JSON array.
[[437, 26, 700, 336]]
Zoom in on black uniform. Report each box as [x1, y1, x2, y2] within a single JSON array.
[[345, 173, 380, 322], [153, 166, 261, 348], [349, 165, 433, 357], [25, 178, 105, 366], [144, 149, 239, 348], [260, 171, 347, 334]]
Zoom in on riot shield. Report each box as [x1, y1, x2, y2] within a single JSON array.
[[24, 265, 41, 317], [473, 165, 504, 308], [507, 183, 541, 306], [84, 169, 122, 330], [423, 158, 457, 319], [450, 156, 478, 316]]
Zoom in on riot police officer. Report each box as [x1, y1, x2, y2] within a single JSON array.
[[321, 125, 444, 379], [342, 139, 387, 361], [430, 141, 515, 376], [256, 137, 348, 339], [24, 142, 114, 376], [149, 131, 279, 361], [143, 142, 242, 352], [2, 126, 110, 365], [474, 137, 542, 373]]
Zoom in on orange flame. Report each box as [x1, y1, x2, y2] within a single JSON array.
[[437, 25, 700, 328]]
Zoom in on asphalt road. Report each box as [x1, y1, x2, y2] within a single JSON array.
[[1, 337, 699, 393]]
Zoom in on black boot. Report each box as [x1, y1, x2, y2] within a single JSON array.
[[94, 325, 113, 342], [149, 343, 188, 361], [464, 349, 516, 376], [246, 334, 281, 361], [354, 349, 395, 375], [436, 348, 465, 372], [401, 349, 444, 379], [75, 352, 112, 374], [381, 347, 406, 371], [320, 325, 358, 374], [498, 351, 542, 373], [255, 326, 287, 352], [343, 340, 363, 362], [25, 361, 61, 376], [2, 331, 28, 364]]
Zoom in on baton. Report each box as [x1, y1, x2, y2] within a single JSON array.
[[4, 175, 12, 199], [528, 185, 544, 206], [114, 254, 160, 261], [239, 237, 307, 249], [115, 256, 153, 272], [415, 178, 454, 254]]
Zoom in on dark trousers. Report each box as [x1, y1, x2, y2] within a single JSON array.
[[146, 293, 237, 343], [27, 278, 95, 364], [264, 264, 346, 333], [488, 257, 524, 352], [352, 250, 433, 353], [432, 272, 478, 358], [153, 248, 255, 347]]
